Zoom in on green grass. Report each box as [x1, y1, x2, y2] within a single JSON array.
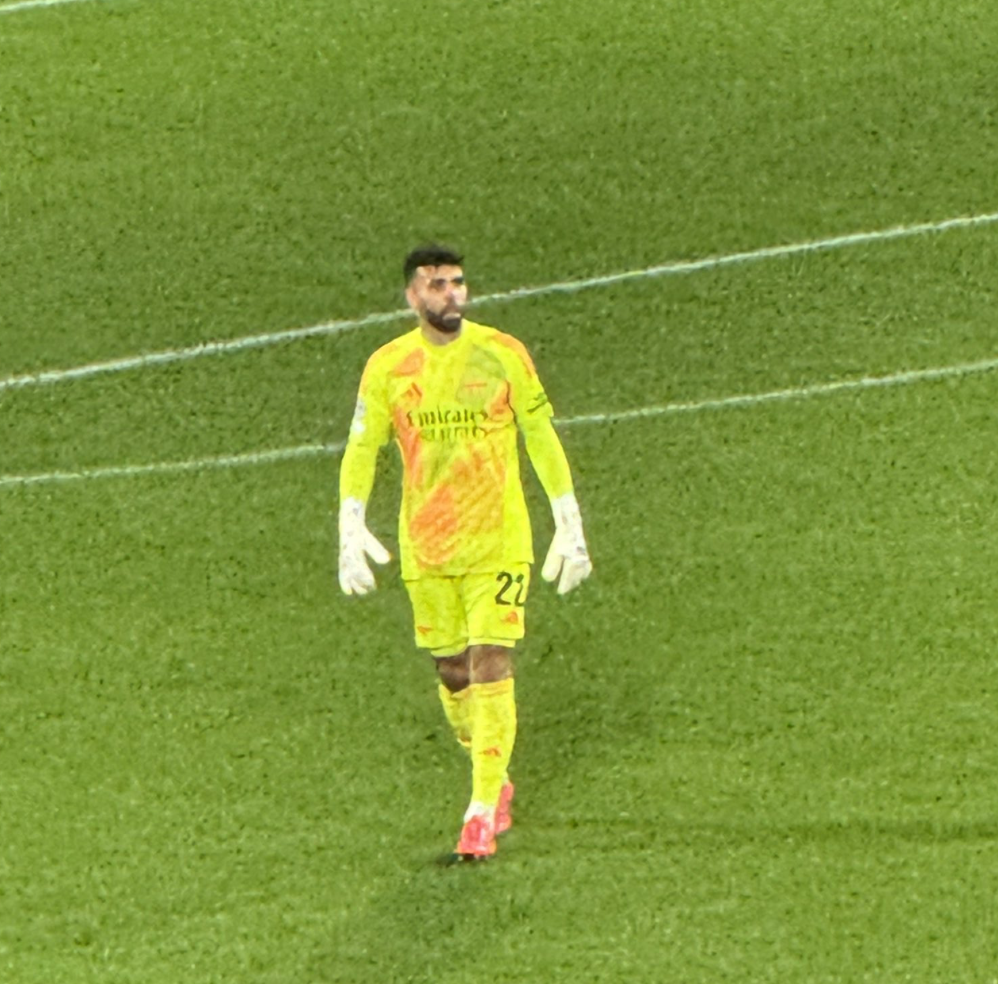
[[2, 0, 998, 981]]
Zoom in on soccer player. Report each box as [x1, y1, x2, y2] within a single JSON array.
[[337, 244, 592, 861]]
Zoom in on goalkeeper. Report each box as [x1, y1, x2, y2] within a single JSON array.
[[338, 244, 592, 861]]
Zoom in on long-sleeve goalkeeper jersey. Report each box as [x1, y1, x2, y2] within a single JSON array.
[[339, 320, 574, 580]]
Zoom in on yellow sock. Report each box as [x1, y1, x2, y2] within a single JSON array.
[[437, 683, 473, 754], [468, 678, 517, 810]]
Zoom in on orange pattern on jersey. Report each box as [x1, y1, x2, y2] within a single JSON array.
[[487, 383, 513, 423], [455, 446, 505, 531], [393, 405, 423, 489], [392, 348, 426, 377], [407, 443, 507, 571], [409, 484, 460, 566], [341, 322, 556, 578]]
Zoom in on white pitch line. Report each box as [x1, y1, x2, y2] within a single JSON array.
[[476, 210, 998, 304], [0, 0, 101, 13], [2, 209, 996, 396], [2, 356, 995, 490], [0, 310, 408, 395], [556, 355, 998, 426], [0, 443, 345, 490]]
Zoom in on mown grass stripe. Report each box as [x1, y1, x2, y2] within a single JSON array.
[[2, 355, 994, 489], [2, 210, 995, 395]]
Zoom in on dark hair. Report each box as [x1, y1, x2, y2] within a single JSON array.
[[403, 244, 464, 284]]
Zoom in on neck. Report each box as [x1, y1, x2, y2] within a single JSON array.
[[420, 320, 463, 346]]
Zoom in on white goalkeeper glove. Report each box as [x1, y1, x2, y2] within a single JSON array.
[[338, 497, 391, 596], [541, 492, 593, 595]]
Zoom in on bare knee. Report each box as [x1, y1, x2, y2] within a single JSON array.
[[435, 651, 470, 692], [469, 644, 514, 684]]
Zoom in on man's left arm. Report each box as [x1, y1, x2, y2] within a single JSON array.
[[507, 341, 593, 594]]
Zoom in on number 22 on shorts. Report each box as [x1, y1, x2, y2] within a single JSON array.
[[494, 571, 526, 607]]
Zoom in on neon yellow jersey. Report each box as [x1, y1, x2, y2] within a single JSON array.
[[340, 320, 572, 579]]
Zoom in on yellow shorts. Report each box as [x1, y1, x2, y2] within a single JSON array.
[[404, 564, 531, 657]]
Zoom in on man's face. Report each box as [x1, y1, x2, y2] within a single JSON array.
[[406, 264, 468, 334]]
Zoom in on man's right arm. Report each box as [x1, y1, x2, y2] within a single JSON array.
[[337, 362, 392, 595], [339, 361, 391, 505]]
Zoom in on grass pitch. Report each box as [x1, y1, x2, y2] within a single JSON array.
[[2, 0, 997, 981]]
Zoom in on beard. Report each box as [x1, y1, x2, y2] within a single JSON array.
[[425, 306, 463, 334]]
